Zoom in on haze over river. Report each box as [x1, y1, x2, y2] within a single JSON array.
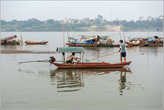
[[0, 32, 164, 110]]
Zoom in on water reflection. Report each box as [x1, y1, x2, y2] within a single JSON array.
[[139, 47, 163, 56], [0, 45, 21, 50], [119, 71, 127, 95], [50, 69, 84, 92], [50, 68, 131, 93]]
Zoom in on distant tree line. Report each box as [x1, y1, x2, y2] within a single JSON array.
[[0, 15, 163, 32]]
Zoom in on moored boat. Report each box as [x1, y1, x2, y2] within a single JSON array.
[[66, 42, 98, 47], [66, 35, 117, 47], [139, 36, 163, 47], [25, 40, 48, 45], [0, 35, 22, 45], [0, 35, 17, 41], [125, 39, 141, 47], [126, 36, 163, 47]]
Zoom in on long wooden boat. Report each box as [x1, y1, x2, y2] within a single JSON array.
[[0, 35, 22, 45], [66, 42, 98, 47], [66, 42, 119, 47], [25, 41, 48, 45], [51, 47, 132, 69], [52, 61, 132, 69], [1, 40, 21, 45], [0, 35, 17, 42]]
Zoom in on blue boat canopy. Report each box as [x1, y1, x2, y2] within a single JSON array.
[[56, 47, 84, 53]]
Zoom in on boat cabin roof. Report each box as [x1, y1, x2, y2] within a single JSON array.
[[56, 47, 84, 53]]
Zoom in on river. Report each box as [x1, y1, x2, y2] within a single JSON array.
[[0, 32, 164, 110]]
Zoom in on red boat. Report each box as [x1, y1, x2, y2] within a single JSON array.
[[0, 35, 17, 41], [25, 40, 48, 45], [50, 47, 132, 69], [52, 61, 131, 69], [0, 35, 22, 45]]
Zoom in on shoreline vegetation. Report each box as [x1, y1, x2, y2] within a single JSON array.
[[0, 15, 163, 32]]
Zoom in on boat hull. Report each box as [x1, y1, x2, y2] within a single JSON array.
[[66, 43, 119, 47], [0, 35, 17, 41], [25, 41, 48, 45], [53, 61, 132, 69]]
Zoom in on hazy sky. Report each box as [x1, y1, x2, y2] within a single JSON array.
[[0, 1, 163, 21]]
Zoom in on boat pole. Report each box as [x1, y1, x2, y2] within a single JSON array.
[[0, 0, 1, 47], [123, 31, 126, 42], [18, 59, 64, 64]]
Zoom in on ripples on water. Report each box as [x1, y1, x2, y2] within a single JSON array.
[[0, 32, 163, 110]]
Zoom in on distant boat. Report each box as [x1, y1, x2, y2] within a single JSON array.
[[126, 36, 163, 47], [66, 35, 119, 47], [25, 40, 48, 45], [0, 35, 22, 45], [0, 35, 17, 41]]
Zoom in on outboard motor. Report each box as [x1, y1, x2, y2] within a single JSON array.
[[49, 56, 56, 63]]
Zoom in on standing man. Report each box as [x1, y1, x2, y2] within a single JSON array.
[[119, 40, 126, 63]]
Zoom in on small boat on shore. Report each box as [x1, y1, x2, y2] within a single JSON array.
[[49, 47, 132, 69], [126, 36, 163, 47], [125, 38, 141, 47], [139, 36, 163, 47], [0, 35, 17, 41], [66, 42, 120, 47], [0, 35, 22, 46], [25, 40, 48, 45]]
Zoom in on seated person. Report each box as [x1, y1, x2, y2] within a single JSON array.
[[66, 52, 81, 64], [66, 52, 76, 64], [74, 57, 81, 63]]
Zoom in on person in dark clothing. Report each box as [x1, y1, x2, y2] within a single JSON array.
[[62, 52, 65, 63], [3, 40, 8, 45], [49, 56, 56, 63], [66, 52, 76, 64]]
